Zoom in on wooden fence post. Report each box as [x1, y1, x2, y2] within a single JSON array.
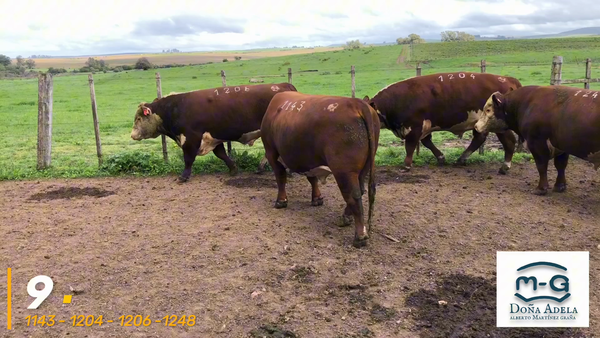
[[37, 72, 53, 170], [351, 65, 356, 98], [585, 58, 592, 90], [416, 63, 421, 76], [288, 68, 292, 84], [155, 72, 168, 162], [221, 70, 232, 156], [479, 59, 487, 155], [87, 74, 103, 166], [550, 56, 563, 85]]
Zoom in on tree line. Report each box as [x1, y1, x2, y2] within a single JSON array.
[[396, 31, 476, 45]]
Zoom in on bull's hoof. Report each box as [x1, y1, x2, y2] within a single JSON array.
[[533, 187, 548, 196], [400, 166, 411, 173], [228, 165, 239, 176], [454, 158, 468, 166], [436, 156, 446, 166], [553, 183, 567, 193], [177, 176, 189, 184], [352, 236, 369, 248], [311, 197, 324, 206], [274, 199, 288, 209], [498, 164, 510, 175], [339, 214, 353, 227]]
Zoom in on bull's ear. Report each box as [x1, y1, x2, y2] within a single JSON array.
[[377, 111, 388, 128], [363, 95, 370, 101]]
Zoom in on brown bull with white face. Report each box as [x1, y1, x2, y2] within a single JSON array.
[[260, 91, 380, 248], [130, 82, 297, 183], [475, 85, 600, 195], [365, 72, 521, 174]]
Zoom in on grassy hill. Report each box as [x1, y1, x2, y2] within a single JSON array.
[[1, 37, 598, 180]]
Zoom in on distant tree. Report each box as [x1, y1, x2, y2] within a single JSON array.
[[441, 30, 475, 42], [25, 59, 36, 69], [344, 39, 364, 50], [222, 58, 228, 62], [16, 55, 25, 67], [0, 54, 11, 67], [135, 57, 153, 70], [234, 56, 242, 60]]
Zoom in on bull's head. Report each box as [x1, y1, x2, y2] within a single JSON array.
[[130, 103, 163, 140], [474, 91, 509, 134], [363, 95, 389, 129]]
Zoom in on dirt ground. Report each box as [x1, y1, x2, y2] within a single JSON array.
[[1, 158, 599, 338]]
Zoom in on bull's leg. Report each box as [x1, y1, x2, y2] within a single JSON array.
[[456, 130, 488, 166], [255, 156, 269, 174], [552, 152, 569, 193], [179, 139, 202, 183], [307, 176, 323, 206], [267, 151, 288, 209], [333, 172, 368, 248], [420, 134, 446, 166], [527, 138, 551, 195], [402, 129, 422, 172], [496, 131, 517, 175], [213, 143, 238, 176]]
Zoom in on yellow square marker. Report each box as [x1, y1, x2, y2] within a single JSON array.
[[63, 295, 72, 304]]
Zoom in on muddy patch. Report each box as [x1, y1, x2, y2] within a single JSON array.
[[224, 176, 277, 189], [249, 324, 299, 338], [28, 186, 115, 201], [405, 273, 588, 338]]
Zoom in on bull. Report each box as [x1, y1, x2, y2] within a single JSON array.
[[474, 85, 600, 195], [130, 82, 297, 183], [365, 72, 521, 174], [260, 92, 380, 248]]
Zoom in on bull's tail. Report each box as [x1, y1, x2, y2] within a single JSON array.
[[358, 101, 377, 235]]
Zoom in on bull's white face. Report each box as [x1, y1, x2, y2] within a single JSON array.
[[130, 105, 163, 140], [474, 92, 509, 134]]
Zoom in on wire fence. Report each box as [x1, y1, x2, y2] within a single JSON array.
[[0, 55, 597, 176]]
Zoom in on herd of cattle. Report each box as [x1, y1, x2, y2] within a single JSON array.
[[129, 71, 600, 248]]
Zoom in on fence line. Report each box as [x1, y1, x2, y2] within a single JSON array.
[[88, 74, 103, 166], [155, 72, 169, 163], [25, 55, 597, 171]]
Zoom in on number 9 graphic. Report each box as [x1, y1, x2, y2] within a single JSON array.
[[27, 275, 53, 309]]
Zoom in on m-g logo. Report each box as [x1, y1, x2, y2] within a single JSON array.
[[496, 251, 589, 328], [515, 261, 570, 303]]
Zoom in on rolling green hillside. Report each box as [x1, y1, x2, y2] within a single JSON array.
[[1, 37, 598, 180]]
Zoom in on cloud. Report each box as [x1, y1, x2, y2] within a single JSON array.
[[131, 15, 245, 37]]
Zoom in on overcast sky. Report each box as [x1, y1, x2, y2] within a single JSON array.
[[1, 0, 599, 57]]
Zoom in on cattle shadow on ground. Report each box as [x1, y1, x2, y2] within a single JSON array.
[[405, 273, 588, 338], [375, 169, 431, 185], [28, 186, 115, 201], [224, 176, 279, 189]]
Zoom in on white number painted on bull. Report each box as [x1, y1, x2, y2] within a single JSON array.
[[297, 101, 305, 111], [438, 75, 443, 82], [498, 77, 506, 83], [459, 73, 465, 78], [448, 74, 454, 80], [235, 87, 241, 92], [582, 91, 592, 98], [225, 87, 230, 94], [574, 90, 582, 96], [593, 92, 598, 99], [214, 89, 219, 95], [271, 85, 280, 92], [245, 87, 250, 92], [471, 74, 476, 79], [290, 102, 297, 110]]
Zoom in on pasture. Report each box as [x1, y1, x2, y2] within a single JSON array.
[[1, 37, 600, 337]]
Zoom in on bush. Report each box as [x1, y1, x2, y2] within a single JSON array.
[[122, 65, 133, 70], [135, 57, 153, 70], [234, 56, 242, 60], [222, 58, 228, 62], [48, 67, 67, 74]]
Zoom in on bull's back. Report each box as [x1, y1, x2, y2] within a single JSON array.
[[262, 92, 370, 170], [517, 86, 600, 157], [378, 72, 520, 126]]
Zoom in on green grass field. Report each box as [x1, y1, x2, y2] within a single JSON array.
[[1, 37, 599, 180]]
